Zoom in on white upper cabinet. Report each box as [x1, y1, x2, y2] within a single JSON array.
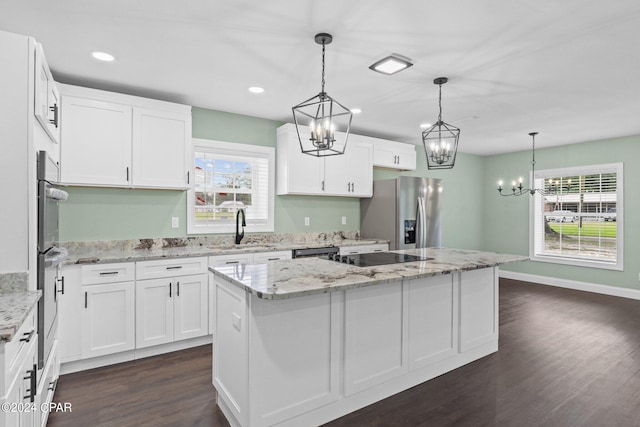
[[324, 134, 373, 197], [59, 84, 191, 189], [34, 42, 61, 145], [276, 124, 324, 195], [276, 123, 373, 197], [61, 96, 132, 186], [370, 137, 417, 171], [132, 107, 191, 189]]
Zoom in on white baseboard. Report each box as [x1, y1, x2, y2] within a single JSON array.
[[499, 270, 640, 300], [61, 335, 212, 375]]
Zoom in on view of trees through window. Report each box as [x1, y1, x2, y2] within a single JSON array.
[[194, 155, 254, 222], [533, 165, 621, 268]]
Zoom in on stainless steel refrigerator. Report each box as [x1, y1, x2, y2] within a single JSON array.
[[360, 176, 442, 250]]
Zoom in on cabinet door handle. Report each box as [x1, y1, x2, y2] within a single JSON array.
[[347, 182, 350, 192], [85, 292, 88, 308], [396, 155, 400, 164], [126, 166, 130, 182], [225, 261, 239, 264], [169, 282, 172, 298], [166, 266, 183, 270], [20, 329, 35, 343], [49, 103, 59, 128], [57, 276, 65, 295], [23, 364, 37, 402], [177, 281, 180, 297], [187, 171, 190, 184], [321, 180, 325, 191]]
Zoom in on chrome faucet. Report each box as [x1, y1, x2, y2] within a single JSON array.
[[235, 208, 246, 244]]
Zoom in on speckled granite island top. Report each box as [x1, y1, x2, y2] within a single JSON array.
[[0, 273, 41, 343], [209, 247, 529, 300]]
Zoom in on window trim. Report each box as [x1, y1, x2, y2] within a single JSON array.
[[528, 162, 623, 271], [187, 138, 275, 235]]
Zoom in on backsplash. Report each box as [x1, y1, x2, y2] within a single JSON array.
[[0, 272, 28, 294], [62, 231, 361, 253]]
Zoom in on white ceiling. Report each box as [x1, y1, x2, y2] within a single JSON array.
[[2, 0, 640, 155]]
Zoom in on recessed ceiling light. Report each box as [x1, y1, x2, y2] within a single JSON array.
[[248, 86, 264, 94], [369, 54, 413, 75], [91, 51, 115, 62], [350, 108, 362, 114], [420, 123, 432, 128]]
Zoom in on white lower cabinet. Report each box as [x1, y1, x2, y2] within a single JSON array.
[[136, 274, 208, 348], [82, 281, 135, 358], [135, 257, 209, 348], [58, 266, 82, 363], [0, 307, 38, 427]]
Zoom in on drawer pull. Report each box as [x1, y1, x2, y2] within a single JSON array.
[[99, 271, 119, 276], [20, 329, 35, 343], [268, 258, 280, 261], [166, 266, 183, 270], [225, 261, 239, 264]]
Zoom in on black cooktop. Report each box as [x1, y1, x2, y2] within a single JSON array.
[[323, 252, 433, 267]]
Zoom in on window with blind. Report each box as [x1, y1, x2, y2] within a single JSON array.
[[530, 162, 623, 270], [187, 139, 274, 234]]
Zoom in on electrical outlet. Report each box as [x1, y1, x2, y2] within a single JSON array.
[[304, 217, 310, 226], [171, 217, 179, 228], [342, 216, 347, 225]]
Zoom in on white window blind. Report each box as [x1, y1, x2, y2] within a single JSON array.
[[187, 139, 274, 234], [530, 163, 623, 270]]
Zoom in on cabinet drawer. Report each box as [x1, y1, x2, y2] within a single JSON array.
[[2, 307, 37, 392], [81, 262, 135, 285], [339, 243, 389, 255], [252, 251, 292, 263], [136, 257, 207, 280], [208, 253, 253, 267]]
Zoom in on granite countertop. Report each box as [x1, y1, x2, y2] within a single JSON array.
[[63, 236, 387, 265], [209, 247, 529, 300], [0, 273, 41, 343]]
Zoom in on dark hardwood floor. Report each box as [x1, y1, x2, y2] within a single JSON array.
[[49, 279, 640, 426]]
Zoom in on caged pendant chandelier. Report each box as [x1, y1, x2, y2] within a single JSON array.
[[292, 33, 353, 157], [422, 77, 460, 169]]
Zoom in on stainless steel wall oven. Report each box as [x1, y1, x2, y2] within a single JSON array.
[[37, 151, 68, 370]]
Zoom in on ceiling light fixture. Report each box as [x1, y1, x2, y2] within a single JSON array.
[[91, 51, 115, 62], [369, 54, 413, 75], [292, 33, 352, 157], [422, 77, 460, 169], [497, 132, 552, 196], [248, 86, 264, 94]]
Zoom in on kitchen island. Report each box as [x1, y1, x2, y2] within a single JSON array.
[[209, 248, 527, 427]]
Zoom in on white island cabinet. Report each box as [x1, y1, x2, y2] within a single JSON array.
[[210, 248, 526, 427]]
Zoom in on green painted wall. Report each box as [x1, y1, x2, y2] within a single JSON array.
[[373, 151, 485, 250], [483, 135, 639, 290]]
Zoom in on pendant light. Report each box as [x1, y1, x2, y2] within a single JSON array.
[[292, 33, 352, 157], [497, 132, 550, 196], [422, 77, 460, 169]]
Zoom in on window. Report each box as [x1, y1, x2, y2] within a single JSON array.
[[530, 163, 623, 270], [187, 139, 274, 234]]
